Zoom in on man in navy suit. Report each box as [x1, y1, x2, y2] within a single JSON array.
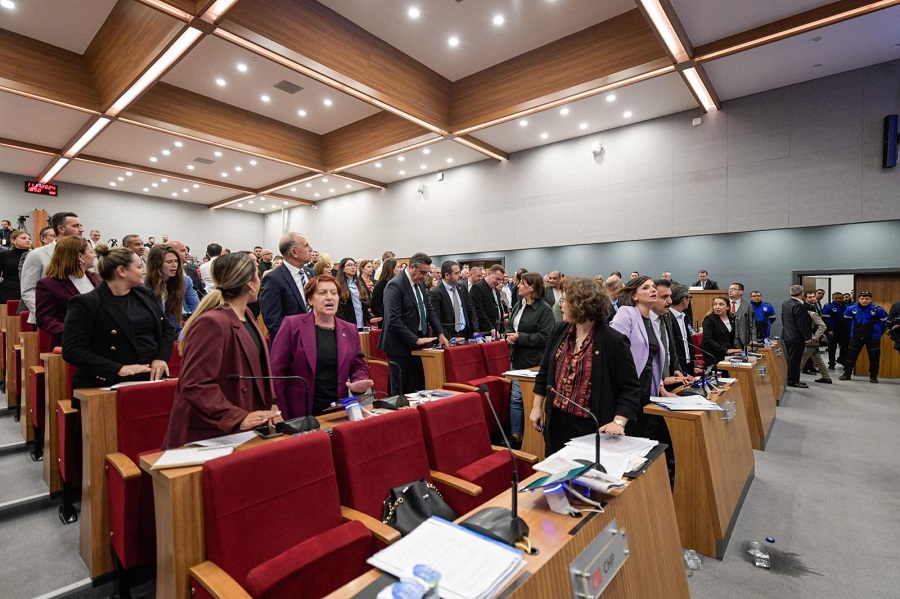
[[258, 232, 315, 343], [781, 284, 813, 388], [429, 260, 478, 340], [378, 253, 448, 394]]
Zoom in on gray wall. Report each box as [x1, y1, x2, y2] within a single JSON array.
[[0, 171, 265, 255]]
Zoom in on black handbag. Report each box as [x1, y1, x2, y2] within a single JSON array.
[[381, 478, 457, 536]]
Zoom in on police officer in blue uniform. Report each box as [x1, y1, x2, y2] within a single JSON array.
[[748, 290, 776, 339], [839, 291, 889, 383], [822, 291, 849, 370]]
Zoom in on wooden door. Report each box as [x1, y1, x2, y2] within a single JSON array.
[[853, 274, 900, 379]]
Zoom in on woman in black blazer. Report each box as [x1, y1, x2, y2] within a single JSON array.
[[700, 296, 743, 366], [62, 247, 175, 405], [335, 257, 371, 329], [0, 230, 31, 304], [369, 258, 398, 323]]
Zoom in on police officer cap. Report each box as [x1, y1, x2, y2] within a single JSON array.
[[858, 291, 872, 297]]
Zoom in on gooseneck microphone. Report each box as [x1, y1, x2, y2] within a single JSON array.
[[685, 340, 725, 388], [458, 384, 529, 548], [548, 386, 606, 474], [226, 373, 318, 432], [358, 352, 408, 407]]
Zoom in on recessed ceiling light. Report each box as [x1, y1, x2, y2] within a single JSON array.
[[493, 14, 504, 26], [540, 132, 549, 139], [249, 160, 257, 165], [160, 178, 168, 183], [125, 171, 133, 176], [346, 184, 352, 189], [375, 162, 382, 168], [397, 156, 405, 162], [109, 182, 116, 187], [235, 166, 242, 172], [305, 183, 312, 187], [193, 184, 199, 189], [215, 78, 226, 86], [260, 207, 265, 211], [187, 165, 195, 170], [283, 201, 289, 205], [448, 36, 459, 47], [1, 1, 16, 9], [399, 170, 406, 175], [579, 122, 588, 129], [161, 149, 170, 156], [237, 203, 243, 207], [314, 193, 320, 197], [623, 111, 633, 118], [214, 151, 222, 157], [151, 183, 158, 187], [560, 107, 569, 115], [446, 158, 454, 164], [173, 141, 183, 148], [408, 7, 420, 18], [172, 192, 178, 197], [298, 109, 307, 117], [323, 98, 333, 107], [420, 164, 427, 170], [261, 95, 270, 102], [221, 172, 228, 177], [236, 63, 248, 72], [290, 187, 297, 192], [248, 200, 254, 204], [182, 188, 189, 193], [150, 156, 158, 162], [322, 177, 329, 183], [143, 187, 149, 192], [518, 120, 528, 127], [811, 63, 822, 69], [423, 148, 431, 154], [117, 176, 124, 181], [606, 94, 616, 102]]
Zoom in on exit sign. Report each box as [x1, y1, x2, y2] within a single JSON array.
[[25, 181, 58, 196]]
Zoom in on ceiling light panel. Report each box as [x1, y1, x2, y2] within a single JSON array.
[[0, 0, 116, 54], [342, 139, 487, 185], [80, 121, 301, 187], [474, 72, 696, 154], [0, 91, 94, 148], [162, 35, 379, 134]]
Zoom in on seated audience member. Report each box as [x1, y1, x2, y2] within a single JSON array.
[[700, 296, 743, 365], [429, 260, 478, 340], [270, 275, 373, 418], [0, 229, 31, 303], [531, 277, 641, 455], [36, 236, 99, 349], [63, 247, 175, 404], [335, 257, 371, 330], [144, 244, 187, 331], [163, 253, 281, 448]]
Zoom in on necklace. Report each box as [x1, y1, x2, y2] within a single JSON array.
[[315, 323, 335, 330]]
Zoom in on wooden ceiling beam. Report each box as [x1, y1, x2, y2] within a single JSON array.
[[322, 112, 438, 171]]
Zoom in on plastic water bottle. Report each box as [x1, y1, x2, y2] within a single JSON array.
[[683, 549, 701, 576], [747, 538, 774, 569], [472, 333, 484, 344], [376, 580, 425, 599]]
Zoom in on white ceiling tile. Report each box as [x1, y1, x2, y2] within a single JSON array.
[[0, 91, 93, 149], [0, 0, 116, 53], [0, 146, 55, 180]]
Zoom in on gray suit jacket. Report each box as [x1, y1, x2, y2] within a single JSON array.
[[733, 299, 755, 348]]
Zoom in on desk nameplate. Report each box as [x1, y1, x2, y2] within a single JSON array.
[[570, 518, 629, 599]]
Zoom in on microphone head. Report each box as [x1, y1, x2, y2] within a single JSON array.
[[478, 383, 489, 393], [225, 374, 241, 382], [356, 352, 366, 359]]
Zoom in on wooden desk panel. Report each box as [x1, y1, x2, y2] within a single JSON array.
[[644, 383, 754, 558], [689, 289, 725, 330], [6, 317, 21, 410], [718, 357, 777, 450], [41, 352, 66, 492], [411, 349, 445, 390], [758, 345, 787, 404], [506, 373, 544, 461], [19, 331, 39, 441], [359, 331, 369, 359], [0, 303, 7, 399]]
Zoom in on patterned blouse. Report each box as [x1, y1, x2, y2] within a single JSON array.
[[552, 325, 594, 418]]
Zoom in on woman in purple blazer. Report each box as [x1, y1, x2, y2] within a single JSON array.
[[35, 236, 100, 349], [270, 274, 373, 418]]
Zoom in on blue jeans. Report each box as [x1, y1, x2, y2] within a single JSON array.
[[510, 379, 524, 436]]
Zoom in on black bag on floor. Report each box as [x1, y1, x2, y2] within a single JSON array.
[[382, 478, 457, 536]]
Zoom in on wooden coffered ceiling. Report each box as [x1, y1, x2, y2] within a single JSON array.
[[0, 0, 898, 213]]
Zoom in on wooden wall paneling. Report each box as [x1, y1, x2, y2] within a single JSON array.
[[0, 30, 101, 112], [852, 274, 900, 378], [123, 83, 324, 169], [83, 0, 184, 111], [322, 111, 437, 169], [220, 0, 452, 130], [451, 10, 669, 132]]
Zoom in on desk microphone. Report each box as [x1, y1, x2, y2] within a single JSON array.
[[548, 387, 606, 474], [458, 384, 529, 548], [226, 373, 318, 432], [685, 341, 725, 389], [358, 353, 408, 408]]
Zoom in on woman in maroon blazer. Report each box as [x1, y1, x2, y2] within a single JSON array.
[[35, 236, 100, 349], [270, 274, 373, 418], [163, 253, 282, 449]]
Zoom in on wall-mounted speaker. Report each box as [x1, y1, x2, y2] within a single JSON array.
[[883, 114, 898, 169]]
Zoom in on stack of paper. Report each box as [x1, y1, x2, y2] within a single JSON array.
[[651, 395, 723, 411], [534, 433, 657, 480], [502, 369, 538, 378], [188, 430, 256, 448], [150, 446, 233, 470], [368, 517, 525, 599]]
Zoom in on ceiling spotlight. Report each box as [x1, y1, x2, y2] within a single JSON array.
[[249, 160, 257, 165], [162, 149, 171, 155], [215, 78, 226, 86], [261, 95, 270, 102], [187, 165, 195, 170], [298, 109, 307, 117], [579, 122, 588, 129], [329, 188, 335, 193], [397, 156, 405, 162], [160, 178, 168, 182], [399, 170, 406, 175], [214, 151, 223, 157], [236, 63, 248, 71], [623, 111, 633, 118], [109, 182, 116, 187], [346, 184, 352, 189], [151, 183, 158, 187], [810, 36, 822, 43], [314, 193, 320, 197], [173, 142, 183, 148], [420, 164, 427, 170], [291, 187, 297, 192], [322, 177, 329, 182], [305, 183, 312, 187], [150, 156, 158, 162], [423, 148, 431, 154], [560, 107, 569, 115], [221, 172, 228, 177], [125, 171, 133, 176], [606, 94, 616, 102], [492, 14, 504, 26], [248, 200, 254, 204], [143, 187, 149, 192], [283, 201, 289, 205], [811, 63, 822, 69], [237, 203, 243, 207], [235, 166, 242, 171], [260, 207, 265, 211], [193, 184, 199, 188], [323, 98, 333, 107], [375, 162, 382, 168], [117, 176, 124, 181], [540, 132, 549, 139], [1, 1, 16, 9], [518, 120, 528, 127], [172, 192, 178, 197], [182, 188, 189, 193], [448, 36, 459, 47], [446, 158, 454, 164], [408, 7, 420, 18]]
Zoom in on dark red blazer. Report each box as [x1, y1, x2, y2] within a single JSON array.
[[163, 307, 275, 448], [35, 272, 100, 349], [269, 312, 368, 418]]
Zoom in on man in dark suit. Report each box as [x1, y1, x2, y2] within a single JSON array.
[[378, 253, 448, 394], [429, 260, 478, 340], [258, 232, 315, 343], [470, 264, 507, 337], [693, 270, 719, 290], [543, 271, 562, 306], [781, 284, 813, 388], [668, 284, 695, 374]]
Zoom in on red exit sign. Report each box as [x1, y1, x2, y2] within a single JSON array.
[[25, 181, 58, 196]]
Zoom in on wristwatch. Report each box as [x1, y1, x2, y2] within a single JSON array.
[[614, 418, 626, 427]]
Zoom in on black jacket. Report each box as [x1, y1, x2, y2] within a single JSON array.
[[667, 310, 694, 373], [336, 278, 370, 328], [62, 284, 176, 393], [378, 272, 443, 356], [429, 282, 478, 338], [534, 321, 641, 437], [469, 279, 506, 333], [506, 299, 554, 369], [370, 279, 388, 319], [693, 279, 719, 290], [700, 313, 735, 366], [780, 297, 812, 345]]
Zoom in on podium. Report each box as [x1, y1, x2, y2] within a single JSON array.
[[718, 356, 777, 450]]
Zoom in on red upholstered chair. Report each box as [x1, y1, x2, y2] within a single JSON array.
[[368, 359, 390, 397], [367, 328, 387, 360], [189, 434, 376, 599], [418, 392, 536, 515], [104, 379, 178, 594], [441, 344, 510, 434], [331, 410, 481, 529], [692, 332, 705, 369], [167, 342, 182, 378]]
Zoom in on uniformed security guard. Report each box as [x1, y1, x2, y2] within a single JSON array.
[[822, 291, 850, 370], [839, 291, 889, 383], [748, 290, 777, 339]]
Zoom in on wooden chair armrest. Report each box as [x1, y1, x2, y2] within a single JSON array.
[[58, 399, 78, 415], [430, 470, 482, 496], [30, 365, 45, 376], [498, 377, 512, 384], [189, 561, 252, 599], [491, 445, 539, 464], [13, 344, 21, 352], [105, 452, 142, 480], [341, 506, 401, 545], [443, 382, 479, 393]]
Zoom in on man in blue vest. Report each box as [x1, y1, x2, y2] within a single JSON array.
[[822, 291, 849, 370], [839, 291, 889, 383], [748, 290, 777, 339]]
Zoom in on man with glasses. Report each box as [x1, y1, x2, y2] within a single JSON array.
[[379, 253, 448, 394], [728, 282, 754, 348], [470, 264, 507, 338], [840, 291, 889, 383], [749, 290, 776, 339], [669, 284, 695, 374]]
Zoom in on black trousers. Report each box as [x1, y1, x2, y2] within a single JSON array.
[[386, 352, 425, 396], [828, 333, 849, 367], [844, 337, 881, 376], [785, 339, 805, 384]]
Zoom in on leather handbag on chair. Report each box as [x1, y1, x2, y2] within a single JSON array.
[[382, 478, 456, 536]]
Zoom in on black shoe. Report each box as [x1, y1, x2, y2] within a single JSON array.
[[839, 374, 852, 381], [828, 366, 835, 371], [787, 382, 809, 388], [870, 376, 878, 384], [29, 451, 43, 462], [814, 378, 832, 384], [509, 435, 523, 450]]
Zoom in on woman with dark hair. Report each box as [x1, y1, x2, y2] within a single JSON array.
[[506, 272, 554, 448], [359, 259, 376, 293], [369, 258, 400, 322], [610, 276, 665, 404], [270, 274, 372, 418], [163, 253, 281, 448], [530, 277, 641, 455], [36, 236, 99, 349], [701, 296, 743, 366], [144, 244, 187, 331], [335, 257, 371, 330], [63, 247, 175, 401], [0, 229, 31, 303]]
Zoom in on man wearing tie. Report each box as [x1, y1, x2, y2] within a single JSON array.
[[781, 285, 813, 388], [429, 260, 478, 340], [379, 253, 448, 394], [728, 282, 754, 348], [258, 232, 315, 343], [693, 270, 719, 290], [470, 264, 508, 337], [669, 284, 695, 374]]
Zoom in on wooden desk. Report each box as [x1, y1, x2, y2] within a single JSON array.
[[328, 453, 689, 599], [74, 387, 120, 578], [644, 383, 754, 558], [5, 315, 21, 411], [758, 344, 787, 404], [506, 372, 544, 461], [718, 357, 777, 450], [411, 349, 445, 390], [41, 352, 66, 492], [359, 331, 369, 359], [689, 289, 725, 330], [19, 330, 39, 441]]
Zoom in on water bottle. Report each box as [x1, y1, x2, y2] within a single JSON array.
[[747, 538, 774, 569], [376, 580, 425, 599], [472, 333, 484, 344], [683, 549, 701, 576]]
